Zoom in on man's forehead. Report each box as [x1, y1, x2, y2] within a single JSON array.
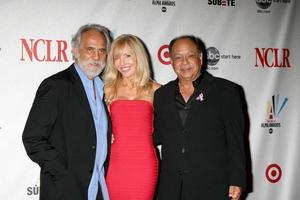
[[80, 31, 106, 45], [173, 39, 197, 50]]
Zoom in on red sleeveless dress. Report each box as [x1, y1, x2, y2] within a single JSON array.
[[106, 100, 158, 200]]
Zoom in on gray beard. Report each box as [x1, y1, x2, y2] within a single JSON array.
[[77, 58, 106, 79]]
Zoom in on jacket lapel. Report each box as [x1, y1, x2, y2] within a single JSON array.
[[102, 95, 112, 145], [168, 81, 184, 130], [68, 64, 95, 130], [184, 72, 214, 128]]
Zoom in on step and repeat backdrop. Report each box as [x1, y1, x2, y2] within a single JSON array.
[[0, 0, 299, 199]]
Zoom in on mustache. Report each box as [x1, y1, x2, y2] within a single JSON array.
[[89, 60, 105, 67], [90, 61, 105, 67]]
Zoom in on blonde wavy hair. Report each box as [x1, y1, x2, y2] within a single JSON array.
[[103, 34, 153, 103]]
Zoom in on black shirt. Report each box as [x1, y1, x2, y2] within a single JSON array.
[[175, 74, 204, 126]]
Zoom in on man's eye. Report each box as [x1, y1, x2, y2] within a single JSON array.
[[86, 47, 94, 53], [99, 49, 106, 54]]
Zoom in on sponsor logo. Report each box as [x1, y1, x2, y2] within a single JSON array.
[[207, 46, 241, 70], [152, 0, 176, 12], [274, 0, 291, 2], [20, 38, 69, 62], [256, 0, 272, 9], [207, 47, 220, 67], [256, 0, 291, 14], [157, 44, 171, 65], [265, 163, 282, 183], [255, 48, 291, 68], [27, 184, 40, 195], [157, 45, 241, 69], [208, 0, 236, 6], [261, 94, 288, 134], [27, 179, 40, 196]]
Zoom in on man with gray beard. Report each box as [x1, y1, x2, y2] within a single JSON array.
[[22, 24, 112, 200]]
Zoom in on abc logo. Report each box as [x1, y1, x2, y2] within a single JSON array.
[[256, 0, 272, 9], [207, 47, 220, 66]]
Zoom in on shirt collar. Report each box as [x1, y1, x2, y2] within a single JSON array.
[[192, 73, 203, 88], [74, 63, 104, 99], [175, 72, 204, 91], [75, 63, 94, 88]]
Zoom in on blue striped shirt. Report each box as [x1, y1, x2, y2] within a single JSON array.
[[75, 64, 109, 200]]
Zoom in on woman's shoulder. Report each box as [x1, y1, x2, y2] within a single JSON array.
[[104, 84, 115, 104], [104, 84, 113, 93], [151, 81, 161, 92]]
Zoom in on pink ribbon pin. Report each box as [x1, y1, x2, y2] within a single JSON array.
[[196, 93, 204, 101]]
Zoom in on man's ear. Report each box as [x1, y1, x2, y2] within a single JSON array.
[[170, 54, 174, 66], [199, 52, 203, 65], [73, 47, 79, 59]]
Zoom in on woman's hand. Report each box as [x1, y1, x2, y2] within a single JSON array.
[[111, 134, 115, 144]]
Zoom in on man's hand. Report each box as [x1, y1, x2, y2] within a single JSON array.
[[229, 185, 242, 200]]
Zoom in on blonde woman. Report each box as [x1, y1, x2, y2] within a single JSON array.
[[103, 34, 160, 200]]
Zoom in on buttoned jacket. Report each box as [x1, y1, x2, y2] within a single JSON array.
[[153, 71, 246, 200]]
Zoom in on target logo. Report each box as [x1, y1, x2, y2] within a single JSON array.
[[265, 164, 282, 183], [157, 44, 171, 65]]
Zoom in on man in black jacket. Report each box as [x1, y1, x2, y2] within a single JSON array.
[[22, 24, 112, 200], [154, 35, 247, 200]]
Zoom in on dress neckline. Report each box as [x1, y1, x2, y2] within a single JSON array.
[[110, 99, 153, 107]]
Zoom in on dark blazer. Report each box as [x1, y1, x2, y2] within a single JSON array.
[[153, 71, 247, 200], [22, 64, 111, 200]]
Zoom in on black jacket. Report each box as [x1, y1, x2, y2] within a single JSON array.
[[22, 64, 111, 200], [154, 71, 247, 200]]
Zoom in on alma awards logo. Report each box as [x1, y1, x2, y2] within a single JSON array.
[[261, 94, 288, 134], [152, 0, 176, 12]]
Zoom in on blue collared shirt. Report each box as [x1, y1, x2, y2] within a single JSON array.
[[75, 64, 109, 200]]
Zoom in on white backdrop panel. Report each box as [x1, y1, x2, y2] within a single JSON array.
[[0, 0, 299, 199]]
